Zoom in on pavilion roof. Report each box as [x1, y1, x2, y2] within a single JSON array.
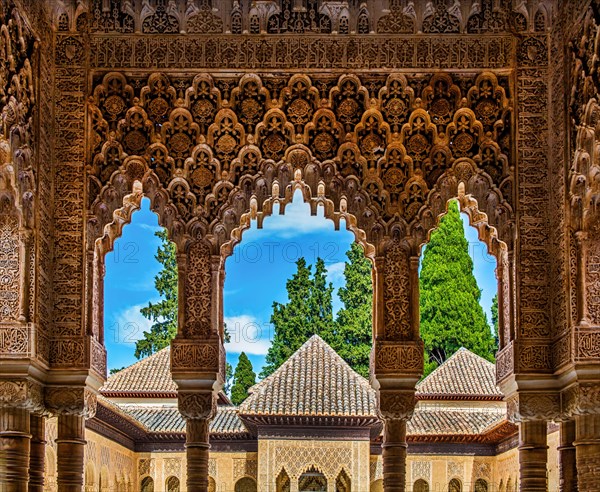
[[239, 335, 377, 419], [416, 347, 503, 401]]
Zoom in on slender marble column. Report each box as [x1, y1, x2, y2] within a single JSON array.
[[575, 414, 600, 492], [28, 414, 46, 492], [558, 420, 577, 492], [518, 420, 548, 492], [186, 418, 210, 492], [0, 406, 31, 492], [382, 419, 408, 492], [56, 414, 86, 492]]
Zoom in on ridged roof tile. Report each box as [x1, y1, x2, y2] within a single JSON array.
[[407, 408, 505, 435], [117, 404, 248, 435], [415, 347, 503, 400], [239, 335, 377, 417], [101, 347, 176, 396]]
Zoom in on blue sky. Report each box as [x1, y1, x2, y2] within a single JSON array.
[[104, 193, 498, 375]]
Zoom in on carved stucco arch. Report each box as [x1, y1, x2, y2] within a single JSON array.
[[86, 69, 516, 388], [88, 71, 514, 247], [415, 181, 512, 351]]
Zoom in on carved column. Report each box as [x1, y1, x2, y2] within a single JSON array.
[[382, 417, 408, 491], [29, 414, 46, 492], [56, 414, 86, 492], [179, 392, 216, 492], [377, 390, 415, 492], [372, 242, 421, 492], [575, 414, 600, 492], [45, 387, 97, 492], [171, 241, 224, 492], [518, 420, 548, 491], [558, 420, 577, 492], [0, 406, 31, 491]]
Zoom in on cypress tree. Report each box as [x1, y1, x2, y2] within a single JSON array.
[[136, 229, 178, 359], [419, 200, 496, 376], [333, 242, 373, 378], [230, 352, 256, 405], [260, 257, 334, 378], [491, 293, 499, 347]]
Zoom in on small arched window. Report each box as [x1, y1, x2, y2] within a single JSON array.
[[277, 468, 291, 492], [475, 479, 488, 492], [414, 479, 430, 492], [208, 477, 217, 492], [448, 478, 462, 492], [335, 469, 351, 492], [235, 477, 258, 492], [140, 476, 154, 492], [299, 466, 327, 492], [166, 476, 180, 492], [370, 479, 383, 492]]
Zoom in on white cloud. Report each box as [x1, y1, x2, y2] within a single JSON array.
[[256, 199, 334, 239], [326, 261, 346, 285], [224, 315, 273, 356], [107, 304, 155, 345], [136, 223, 162, 233]]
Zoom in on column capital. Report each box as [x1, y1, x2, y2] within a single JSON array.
[[371, 339, 423, 380], [0, 378, 45, 415], [507, 392, 560, 423], [377, 390, 416, 421], [178, 390, 217, 421], [45, 386, 97, 418], [562, 383, 600, 419]]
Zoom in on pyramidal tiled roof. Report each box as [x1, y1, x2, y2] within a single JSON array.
[[239, 335, 377, 418], [101, 347, 177, 396], [415, 347, 503, 400]]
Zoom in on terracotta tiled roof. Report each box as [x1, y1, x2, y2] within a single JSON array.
[[116, 404, 249, 436], [407, 408, 505, 435], [101, 347, 177, 396], [239, 335, 377, 418], [416, 348, 503, 400]]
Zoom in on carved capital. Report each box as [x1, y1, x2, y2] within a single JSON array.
[[178, 391, 216, 420], [372, 339, 423, 377], [171, 338, 221, 373], [506, 392, 560, 423], [0, 379, 45, 414], [378, 390, 416, 421], [45, 386, 97, 418], [562, 383, 600, 418]]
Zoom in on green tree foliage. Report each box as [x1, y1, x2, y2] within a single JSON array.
[[223, 324, 233, 395], [230, 352, 256, 405], [333, 242, 373, 378], [491, 293, 499, 347], [419, 200, 496, 376], [260, 258, 334, 378], [136, 229, 178, 359]]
